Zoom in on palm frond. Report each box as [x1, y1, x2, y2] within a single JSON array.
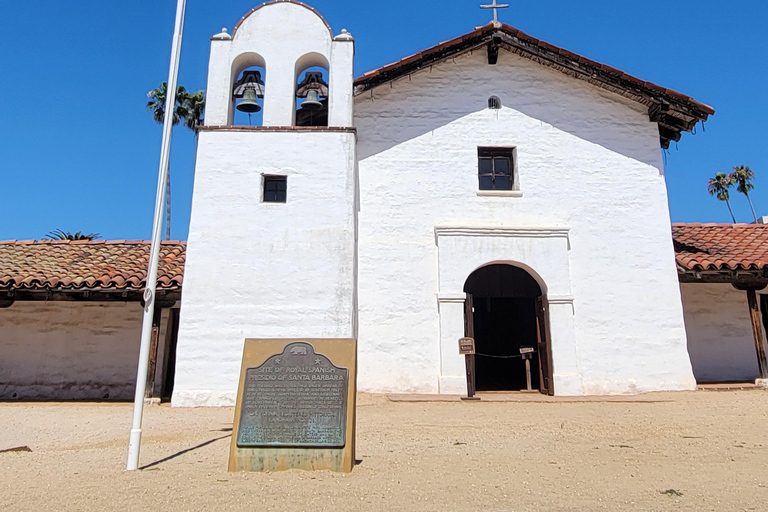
[[44, 229, 101, 241], [731, 165, 756, 194], [707, 172, 734, 198]]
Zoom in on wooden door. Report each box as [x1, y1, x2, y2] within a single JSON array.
[[464, 293, 474, 338], [535, 295, 554, 395]]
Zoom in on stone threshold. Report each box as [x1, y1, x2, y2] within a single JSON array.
[[696, 382, 763, 391], [386, 393, 671, 403]]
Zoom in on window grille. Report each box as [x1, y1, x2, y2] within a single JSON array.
[[478, 147, 513, 190], [263, 175, 287, 203]]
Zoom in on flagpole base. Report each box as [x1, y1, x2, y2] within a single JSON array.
[[126, 428, 143, 471]]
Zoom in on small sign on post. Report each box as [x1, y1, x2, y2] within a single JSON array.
[[459, 337, 479, 400], [459, 337, 475, 355], [520, 346, 535, 392]]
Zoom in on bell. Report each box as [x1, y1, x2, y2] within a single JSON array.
[[300, 90, 323, 111], [236, 88, 261, 113]]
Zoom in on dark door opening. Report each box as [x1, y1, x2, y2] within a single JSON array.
[[161, 308, 181, 401], [473, 296, 539, 391], [463, 264, 552, 393]]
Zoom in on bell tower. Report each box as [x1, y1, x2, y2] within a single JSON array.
[[173, 1, 357, 407]]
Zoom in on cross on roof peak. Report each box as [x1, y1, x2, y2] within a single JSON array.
[[480, 0, 509, 23]]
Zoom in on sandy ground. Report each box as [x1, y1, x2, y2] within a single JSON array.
[[1, 391, 767, 511]]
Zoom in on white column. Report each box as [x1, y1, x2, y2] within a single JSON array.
[[262, 59, 297, 127], [437, 292, 467, 394], [329, 32, 354, 127], [203, 34, 233, 126], [548, 296, 583, 395]]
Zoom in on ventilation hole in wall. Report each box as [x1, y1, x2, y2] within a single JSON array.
[[488, 95, 501, 109], [12, 392, 17, 398], [103, 393, 110, 399]]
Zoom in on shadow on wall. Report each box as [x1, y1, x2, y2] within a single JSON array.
[[354, 48, 663, 169]]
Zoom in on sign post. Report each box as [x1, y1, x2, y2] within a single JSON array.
[[459, 337, 479, 400], [520, 346, 535, 392]]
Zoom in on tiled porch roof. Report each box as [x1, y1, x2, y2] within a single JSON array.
[[0, 240, 185, 291], [673, 223, 768, 271]]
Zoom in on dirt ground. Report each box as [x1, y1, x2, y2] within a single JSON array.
[[1, 391, 767, 511]]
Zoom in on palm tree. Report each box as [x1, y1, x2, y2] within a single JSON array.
[[730, 165, 758, 223], [181, 89, 205, 132], [147, 82, 181, 240], [45, 229, 101, 241], [708, 172, 737, 223], [146, 83, 205, 240]]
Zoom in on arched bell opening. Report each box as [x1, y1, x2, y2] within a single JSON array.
[[294, 52, 330, 127], [230, 53, 266, 126], [463, 263, 553, 394]]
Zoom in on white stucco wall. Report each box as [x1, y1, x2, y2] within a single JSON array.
[[681, 283, 762, 382], [354, 47, 695, 395], [173, 2, 358, 407], [0, 302, 170, 400], [173, 130, 357, 406]]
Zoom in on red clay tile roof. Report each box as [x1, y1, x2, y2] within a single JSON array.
[[673, 223, 768, 271], [0, 224, 760, 290], [0, 240, 185, 291], [354, 23, 713, 149]]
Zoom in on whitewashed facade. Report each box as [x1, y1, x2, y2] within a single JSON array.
[[355, 48, 694, 396], [172, 1, 711, 406], [173, 2, 357, 406]]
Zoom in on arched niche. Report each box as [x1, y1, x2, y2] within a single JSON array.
[[230, 52, 266, 126], [294, 52, 330, 127]]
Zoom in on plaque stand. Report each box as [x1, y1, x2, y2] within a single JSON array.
[[228, 338, 357, 473]]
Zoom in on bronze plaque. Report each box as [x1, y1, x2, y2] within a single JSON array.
[[459, 337, 475, 355], [236, 342, 348, 448]]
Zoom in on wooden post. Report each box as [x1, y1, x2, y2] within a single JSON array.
[[464, 354, 477, 398], [144, 308, 162, 399], [746, 289, 768, 379], [462, 294, 480, 400]]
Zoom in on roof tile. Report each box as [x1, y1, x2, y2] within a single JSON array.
[[672, 223, 768, 271], [0, 241, 185, 291], [2, 225, 760, 290]]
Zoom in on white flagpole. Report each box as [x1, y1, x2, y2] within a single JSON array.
[[127, 0, 188, 471]]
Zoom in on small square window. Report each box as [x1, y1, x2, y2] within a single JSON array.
[[263, 175, 287, 203], [478, 147, 514, 191]]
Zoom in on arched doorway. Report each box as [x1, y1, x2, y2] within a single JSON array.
[[463, 264, 553, 394]]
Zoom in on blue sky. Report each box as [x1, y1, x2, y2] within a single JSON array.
[[1, 0, 765, 240]]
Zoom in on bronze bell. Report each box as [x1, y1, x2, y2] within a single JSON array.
[[236, 88, 261, 113], [300, 90, 323, 111]]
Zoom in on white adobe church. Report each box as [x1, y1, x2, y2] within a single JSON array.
[[14, 1, 768, 405], [170, 0, 717, 406]]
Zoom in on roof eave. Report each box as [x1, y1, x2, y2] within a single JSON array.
[[354, 24, 713, 149]]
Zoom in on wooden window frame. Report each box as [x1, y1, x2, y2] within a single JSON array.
[[478, 147, 515, 191], [262, 175, 287, 203]]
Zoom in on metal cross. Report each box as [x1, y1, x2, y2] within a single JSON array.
[[480, 0, 509, 23]]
